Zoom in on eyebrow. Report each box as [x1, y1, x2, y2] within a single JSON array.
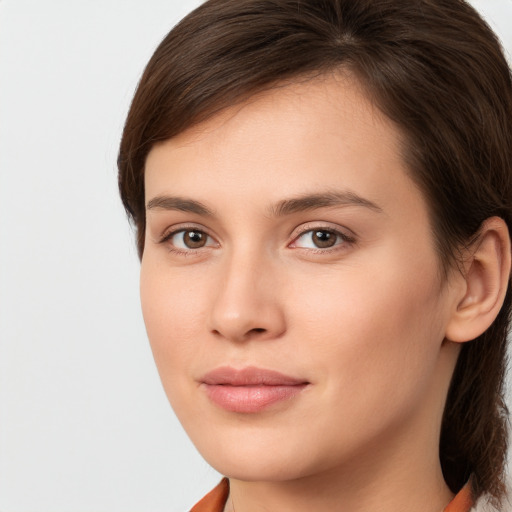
[[270, 191, 383, 217], [146, 190, 382, 217], [146, 195, 214, 216]]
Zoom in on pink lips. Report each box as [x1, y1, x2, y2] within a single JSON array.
[[200, 366, 308, 413]]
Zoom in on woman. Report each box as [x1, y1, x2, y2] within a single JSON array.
[[118, 0, 512, 510]]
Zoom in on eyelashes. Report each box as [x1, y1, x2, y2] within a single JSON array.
[[290, 227, 355, 251], [158, 224, 356, 256], [165, 229, 217, 250], [158, 226, 218, 256]]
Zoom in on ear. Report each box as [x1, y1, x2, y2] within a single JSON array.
[[445, 217, 511, 343]]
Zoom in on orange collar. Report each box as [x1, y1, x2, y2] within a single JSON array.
[[190, 478, 229, 512], [444, 482, 473, 512], [190, 478, 473, 512]]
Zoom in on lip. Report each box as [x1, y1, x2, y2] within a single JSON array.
[[200, 366, 309, 413]]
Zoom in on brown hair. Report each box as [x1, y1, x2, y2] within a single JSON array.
[[118, 0, 512, 505]]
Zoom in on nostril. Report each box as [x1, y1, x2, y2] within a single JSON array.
[[210, 327, 267, 340]]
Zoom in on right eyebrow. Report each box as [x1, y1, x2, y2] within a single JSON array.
[[146, 195, 214, 216]]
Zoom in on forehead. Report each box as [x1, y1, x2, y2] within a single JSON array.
[[151, 73, 393, 153], [144, 74, 421, 217]]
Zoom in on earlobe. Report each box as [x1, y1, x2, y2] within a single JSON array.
[[445, 217, 511, 343]]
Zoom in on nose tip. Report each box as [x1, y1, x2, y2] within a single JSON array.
[[207, 260, 286, 343], [209, 303, 284, 342], [211, 323, 270, 343]]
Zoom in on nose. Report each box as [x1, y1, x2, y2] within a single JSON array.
[[207, 250, 286, 343]]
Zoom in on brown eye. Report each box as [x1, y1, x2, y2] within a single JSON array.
[[311, 230, 337, 248], [183, 230, 207, 248], [291, 227, 352, 251], [168, 229, 215, 251]]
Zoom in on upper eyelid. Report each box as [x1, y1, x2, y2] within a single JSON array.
[[159, 223, 216, 242], [290, 222, 356, 239], [160, 228, 219, 254], [291, 229, 350, 245]]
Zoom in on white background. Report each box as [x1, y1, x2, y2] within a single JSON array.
[[0, 1, 511, 511]]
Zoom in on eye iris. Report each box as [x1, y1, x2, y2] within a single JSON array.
[[312, 230, 336, 248], [184, 231, 206, 248]]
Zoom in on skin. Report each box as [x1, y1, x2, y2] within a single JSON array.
[[141, 75, 470, 512]]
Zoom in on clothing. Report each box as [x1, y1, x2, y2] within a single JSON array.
[[190, 478, 229, 512], [445, 484, 473, 512], [190, 478, 473, 512]]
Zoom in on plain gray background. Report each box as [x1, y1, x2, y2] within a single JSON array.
[[0, 1, 511, 510]]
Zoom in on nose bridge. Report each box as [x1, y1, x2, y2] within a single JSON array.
[[208, 244, 284, 342]]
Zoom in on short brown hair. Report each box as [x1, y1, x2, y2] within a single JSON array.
[[118, 0, 512, 505]]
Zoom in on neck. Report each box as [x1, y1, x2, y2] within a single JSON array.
[[224, 441, 453, 512]]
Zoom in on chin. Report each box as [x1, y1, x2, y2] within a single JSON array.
[[188, 424, 340, 483], [207, 455, 316, 483]]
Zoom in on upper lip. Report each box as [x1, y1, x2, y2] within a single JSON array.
[[200, 366, 308, 386]]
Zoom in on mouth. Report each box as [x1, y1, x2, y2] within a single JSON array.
[[200, 366, 309, 413]]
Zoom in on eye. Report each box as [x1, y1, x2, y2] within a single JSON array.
[[291, 228, 351, 250], [167, 229, 216, 250]]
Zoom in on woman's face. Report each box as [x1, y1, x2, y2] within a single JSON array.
[[141, 75, 460, 481]]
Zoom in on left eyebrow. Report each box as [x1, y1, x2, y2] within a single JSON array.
[[269, 190, 383, 217]]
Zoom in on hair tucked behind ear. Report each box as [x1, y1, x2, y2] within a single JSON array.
[[118, 0, 512, 505]]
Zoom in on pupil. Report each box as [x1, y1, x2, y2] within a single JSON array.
[[313, 230, 336, 248], [184, 231, 206, 248]]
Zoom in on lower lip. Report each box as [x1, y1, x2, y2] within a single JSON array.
[[202, 384, 307, 413]]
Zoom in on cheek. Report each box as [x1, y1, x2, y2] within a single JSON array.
[[139, 258, 209, 380], [287, 254, 447, 411]]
